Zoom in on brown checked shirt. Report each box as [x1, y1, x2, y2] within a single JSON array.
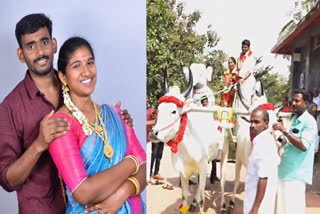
[[0, 71, 65, 214]]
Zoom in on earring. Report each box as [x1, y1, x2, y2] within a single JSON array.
[[62, 83, 69, 93]]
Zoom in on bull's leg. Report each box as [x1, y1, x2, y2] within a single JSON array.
[[229, 160, 242, 210], [189, 174, 199, 213], [180, 173, 190, 214], [220, 135, 229, 213], [196, 168, 207, 213], [209, 160, 218, 184]]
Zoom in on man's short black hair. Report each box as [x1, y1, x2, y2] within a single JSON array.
[[15, 13, 52, 48], [242, 39, 250, 47], [293, 89, 309, 102]]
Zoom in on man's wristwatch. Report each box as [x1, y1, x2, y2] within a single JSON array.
[[283, 130, 289, 137]]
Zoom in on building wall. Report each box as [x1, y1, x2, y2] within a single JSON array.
[[291, 20, 320, 94]]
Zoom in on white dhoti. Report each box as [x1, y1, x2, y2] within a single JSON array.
[[233, 75, 256, 112], [234, 50, 256, 112], [277, 179, 306, 214]]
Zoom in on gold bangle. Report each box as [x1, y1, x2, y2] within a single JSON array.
[[124, 155, 139, 175], [128, 176, 140, 196]]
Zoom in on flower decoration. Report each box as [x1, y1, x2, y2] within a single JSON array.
[[62, 84, 92, 135]]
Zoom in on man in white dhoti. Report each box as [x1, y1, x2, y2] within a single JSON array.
[[234, 39, 256, 112], [244, 107, 280, 214], [273, 89, 317, 214]]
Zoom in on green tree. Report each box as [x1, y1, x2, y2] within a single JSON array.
[[147, 0, 225, 105], [206, 49, 227, 95], [254, 57, 289, 104], [147, 0, 288, 107]]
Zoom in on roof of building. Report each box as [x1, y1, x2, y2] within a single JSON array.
[[271, 2, 320, 55]]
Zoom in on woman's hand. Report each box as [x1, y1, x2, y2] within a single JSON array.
[[85, 182, 129, 214], [85, 168, 139, 214]]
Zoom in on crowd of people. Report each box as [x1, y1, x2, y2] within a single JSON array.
[[245, 89, 318, 214], [224, 40, 319, 214]]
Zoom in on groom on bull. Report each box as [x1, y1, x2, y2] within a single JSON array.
[[234, 39, 257, 111]]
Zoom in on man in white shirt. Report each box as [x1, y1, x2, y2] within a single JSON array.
[[244, 107, 280, 214], [233, 39, 256, 112], [313, 88, 320, 150]]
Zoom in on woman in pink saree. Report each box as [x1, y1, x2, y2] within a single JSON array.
[[49, 37, 146, 214], [220, 57, 239, 107]]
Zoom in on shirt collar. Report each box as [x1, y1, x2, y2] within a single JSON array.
[[293, 110, 309, 124], [253, 128, 271, 144], [23, 70, 61, 100], [24, 71, 40, 99]]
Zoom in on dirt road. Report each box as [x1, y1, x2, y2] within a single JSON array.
[[147, 146, 320, 214]]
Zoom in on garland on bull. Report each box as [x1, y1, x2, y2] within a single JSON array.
[[158, 96, 188, 153]]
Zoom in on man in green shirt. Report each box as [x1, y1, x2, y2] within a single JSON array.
[[273, 89, 317, 214]]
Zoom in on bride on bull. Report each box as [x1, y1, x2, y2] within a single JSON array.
[[233, 39, 256, 112], [220, 57, 240, 107]]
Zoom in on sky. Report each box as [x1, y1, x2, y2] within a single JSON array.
[[179, 0, 295, 78]]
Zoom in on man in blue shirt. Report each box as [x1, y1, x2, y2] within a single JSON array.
[[273, 89, 317, 214]]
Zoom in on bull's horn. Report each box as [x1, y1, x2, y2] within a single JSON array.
[[260, 80, 265, 96], [163, 69, 169, 94], [182, 67, 193, 98]]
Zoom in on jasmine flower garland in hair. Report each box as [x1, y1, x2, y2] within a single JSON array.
[[62, 84, 92, 135]]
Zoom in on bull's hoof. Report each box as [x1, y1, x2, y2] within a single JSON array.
[[228, 201, 235, 210], [189, 204, 197, 212], [220, 203, 227, 213]]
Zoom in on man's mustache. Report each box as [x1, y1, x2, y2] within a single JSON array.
[[34, 56, 49, 64]]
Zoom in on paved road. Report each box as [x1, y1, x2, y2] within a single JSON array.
[[147, 146, 320, 214]]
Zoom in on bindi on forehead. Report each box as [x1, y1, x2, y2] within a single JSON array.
[[70, 56, 94, 66]]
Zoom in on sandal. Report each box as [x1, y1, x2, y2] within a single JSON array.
[[162, 184, 174, 190], [151, 179, 164, 185]]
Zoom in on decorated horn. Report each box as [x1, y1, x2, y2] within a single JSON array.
[[163, 69, 169, 94], [182, 67, 193, 98], [260, 80, 265, 96]]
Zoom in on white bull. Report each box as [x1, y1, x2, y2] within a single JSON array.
[[183, 63, 222, 184], [149, 69, 229, 213]]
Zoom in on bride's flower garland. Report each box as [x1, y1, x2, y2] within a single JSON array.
[[62, 84, 92, 135]]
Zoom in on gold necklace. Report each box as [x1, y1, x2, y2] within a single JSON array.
[[88, 102, 114, 162]]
